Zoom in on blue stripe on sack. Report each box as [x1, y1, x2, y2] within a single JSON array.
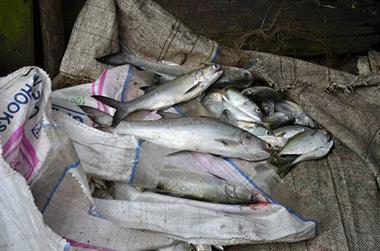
[[172, 105, 185, 116], [211, 43, 221, 63], [63, 242, 71, 251], [128, 139, 144, 184], [173, 105, 317, 230], [121, 66, 133, 102], [41, 160, 81, 214], [223, 157, 318, 233], [52, 104, 86, 116]]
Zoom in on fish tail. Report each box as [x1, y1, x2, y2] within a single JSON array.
[[91, 95, 129, 127], [277, 164, 293, 178], [79, 105, 113, 127], [96, 41, 136, 66], [267, 154, 294, 178]]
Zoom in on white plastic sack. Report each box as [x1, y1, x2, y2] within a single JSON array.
[[0, 155, 67, 251], [0, 66, 175, 250]]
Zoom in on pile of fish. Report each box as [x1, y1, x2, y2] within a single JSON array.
[[81, 42, 333, 206]]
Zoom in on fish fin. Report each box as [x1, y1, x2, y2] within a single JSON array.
[[200, 62, 213, 67], [221, 94, 230, 102], [196, 91, 207, 102], [207, 172, 227, 181], [91, 95, 129, 127], [214, 138, 240, 146], [267, 154, 298, 178], [184, 81, 201, 94], [139, 85, 157, 93], [154, 145, 183, 156], [78, 105, 113, 127], [158, 112, 183, 119], [274, 131, 287, 138], [95, 41, 136, 66], [159, 60, 180, 66]]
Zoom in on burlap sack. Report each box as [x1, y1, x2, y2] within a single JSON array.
[[56, 0, 218, 88], [57, 0, 380, 249]]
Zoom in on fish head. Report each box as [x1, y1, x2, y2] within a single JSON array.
[[224, 184, 256, 204], [196, 64, 224, 85], [234, 186, 257, 204], [239, 131, 273, 160], [242, 100, 263, 117], [182, 65, 223, 98], [247, 124, 271, 137], [221, 67, 253, 86], [295, 115, 318, 129]]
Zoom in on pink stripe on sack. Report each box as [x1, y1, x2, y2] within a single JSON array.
[[2, 123, 25, 154], [3, 145, 19, 160], [21, 137, 39, 181], [21, 137, 38, 166], [97, 70, 108, 112], [97, 70, 108, 96], [19, 148, 33, 170], [91, 70, 108, 113], [91, 81, 98, 127], [66, 238, 118, 251]]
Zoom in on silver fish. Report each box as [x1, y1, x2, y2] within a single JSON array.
[[93, 65, 223, 126], [222, 102, 262, 124], [202, 90, 262, 124], [97, 41, 253, 88], [279, 129, 331, 156], [270, 129, 333, 177], [242, 86, 282, 101], [81, 107, 273, 161], [277, 140, 333, 178], [223, 88, 263, 121], [274, 100, 317, 128], [157, 167, 256, 204]]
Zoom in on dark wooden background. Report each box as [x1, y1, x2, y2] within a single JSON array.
[[0, 0, 379, 77]]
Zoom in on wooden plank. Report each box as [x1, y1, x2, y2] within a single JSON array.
[[39, 0, 65, 77], [155, 0, 379, 56], [0, 0, 34, 76]]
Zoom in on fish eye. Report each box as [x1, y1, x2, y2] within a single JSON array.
[[250, 194, 256, 202], [245, 135, 251, 140], [256, 108, 261, 113], [266, 143, 273, 149], [244, 72, 250, 79], [212, 64, 220, 70], [266, 131, 270, 135]]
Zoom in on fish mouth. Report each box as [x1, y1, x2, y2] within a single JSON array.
[[242, 70, 253, 81], [209, 70, 224, 82]]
